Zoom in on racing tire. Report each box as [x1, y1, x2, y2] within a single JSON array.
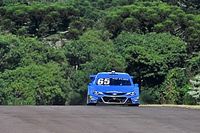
[[128, 104, 140, 107], [86, 97, 97, 105], [87, 103, 97, 106]]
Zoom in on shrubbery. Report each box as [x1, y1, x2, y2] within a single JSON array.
[[0, 0, 199, 105], [0, 63, 70, 105]]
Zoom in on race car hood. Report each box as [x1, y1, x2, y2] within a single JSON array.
[[93, 85, 134, 93]]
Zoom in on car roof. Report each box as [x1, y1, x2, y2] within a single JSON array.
[[97, 72, 129, 75]]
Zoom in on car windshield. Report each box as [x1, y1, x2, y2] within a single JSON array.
[[96, 78, 131, 86]]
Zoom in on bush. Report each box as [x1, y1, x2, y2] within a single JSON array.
[[161, 68, 189, 104], [0, 63, 70, 105], [105, 1, 200, 52], [0, 34, 67, 71], [140, 87, 161, 104], [67, 91, 83, 105], [188, 74, 200, 104], [187, 52, 200, 75], [115, 32, 187, 86], [183, 93, 197, 105]]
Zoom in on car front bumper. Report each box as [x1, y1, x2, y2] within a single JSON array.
[[87, 95, 139, 105]]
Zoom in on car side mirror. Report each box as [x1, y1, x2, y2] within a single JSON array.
[[134, 83, 139, 87]]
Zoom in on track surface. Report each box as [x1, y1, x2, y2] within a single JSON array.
[[0, 106, 200, 133]]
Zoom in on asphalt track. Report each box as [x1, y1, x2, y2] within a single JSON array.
[[0, 106, 200, 133]]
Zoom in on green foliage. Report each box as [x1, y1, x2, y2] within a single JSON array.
[[140, 86, 161, 104], [183, 93, 197, 105], [0, 2, 96, 38], [105, 1, 200, 52], [0, 0, 199, 105], [65, 30, 126, 72], [0, 63, 70, 105], [163, 0, 200, 13], [187, 52, 200, 75], [67, 70, 88, 105], [64, 30, 126, 104], [0, 34, 67, 71], [188, 74, 200, 104], [0, 34, 22, 71], [115, 32, 188, 104], [67, 91, 82, 105], [115, 32, 187, 86], [160, 68, 189, 104], [141, 68, 190, 104], [1, 1, 199, 52], [81, 54, 125, 74]]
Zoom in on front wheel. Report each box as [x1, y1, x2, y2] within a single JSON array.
[[128, 104, 140, 107], [87, 103, 97, 106], [87, 96, 97, 106]]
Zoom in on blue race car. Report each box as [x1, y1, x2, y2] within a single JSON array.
[[87, 71, 140, 106]]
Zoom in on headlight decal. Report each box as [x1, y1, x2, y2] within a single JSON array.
[[126, 92, 136, 96], [93, 91, 103, 95]]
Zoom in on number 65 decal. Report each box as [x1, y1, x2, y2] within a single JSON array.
[[97, 78, 110, 85]]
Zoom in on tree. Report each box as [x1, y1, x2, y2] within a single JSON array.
[[115, 32, 187, 86], [163, 0, 200, 13], [67, 70, 88, 105], [161, 68, 188, 104], [0, 0, 3, 6], [65, 30, 126, 104], [187, 52, 200, 76], [0, 1, 101, 38], [0, 34, 67, 72], [0, 34, 23, 72], [0, 63, 70, 105], [0, 0, 199, 105], [65, 30, 122, 69], [188, 74, 200, 104], [105, 1, 200, 52], [81, 54, 125, 74]]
